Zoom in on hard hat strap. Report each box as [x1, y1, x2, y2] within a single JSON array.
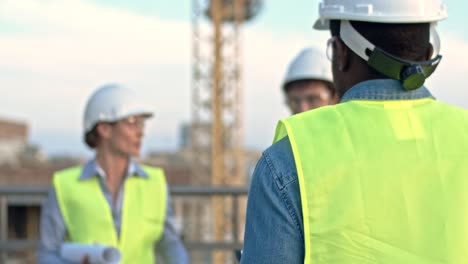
[[368, 47, 442, 90], [340, 20, 443, 90], [340, 20, 375, 61]]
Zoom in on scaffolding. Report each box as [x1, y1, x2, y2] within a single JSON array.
[[190, 0, 263, 262]]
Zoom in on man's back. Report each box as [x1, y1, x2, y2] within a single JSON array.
[[274, 98, 468, 263]]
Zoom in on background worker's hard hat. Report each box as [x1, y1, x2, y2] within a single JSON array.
[[83, 84, 153, 133], [314, 0, 448, 29], [282, 47, 333, 90]]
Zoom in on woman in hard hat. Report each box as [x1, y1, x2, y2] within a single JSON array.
[[37, 84, 188, 264], [282, 47, 338, 114]]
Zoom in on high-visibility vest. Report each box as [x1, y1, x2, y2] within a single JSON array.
[[274, 99, 468, 264], [53, 165, 167, 264]]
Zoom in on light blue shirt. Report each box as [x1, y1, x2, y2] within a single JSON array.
[[37, 158, 189, 264], [241, 79, 435, 263]]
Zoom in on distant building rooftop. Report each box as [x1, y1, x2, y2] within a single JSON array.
[[0, 118, 28, 141], [0, 159, 79, 186]]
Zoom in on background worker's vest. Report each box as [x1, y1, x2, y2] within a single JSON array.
[[274, 99, 468, 264], [53, 165, 167, 264]]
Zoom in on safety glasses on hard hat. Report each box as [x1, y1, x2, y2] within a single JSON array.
[[110, 116, 147, 129], [286, 93, 332, 109]]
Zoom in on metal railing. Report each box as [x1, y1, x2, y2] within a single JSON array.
[[0, 186, 248, 263]]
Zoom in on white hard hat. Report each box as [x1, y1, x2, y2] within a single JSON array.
[[314, 0, 448, 29], [283, 47, 333, 90], [83, 84, 153, 133]]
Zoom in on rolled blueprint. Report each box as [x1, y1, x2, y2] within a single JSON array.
[[60, 243, 121, 264]]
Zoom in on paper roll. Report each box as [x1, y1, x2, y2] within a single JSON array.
[[60, 243, 121, 264]]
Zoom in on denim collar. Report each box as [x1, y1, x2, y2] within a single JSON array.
[[340, 79, 434, 103], [79, 158, 148, 181]]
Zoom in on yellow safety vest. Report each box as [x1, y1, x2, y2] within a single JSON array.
[[53, 165, 167, 264], [274, 99, 468, 264]]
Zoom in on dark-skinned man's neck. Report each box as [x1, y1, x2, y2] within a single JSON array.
[[339, 52, 389, 97]]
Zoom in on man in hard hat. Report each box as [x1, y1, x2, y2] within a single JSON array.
[[241, 0, 468, 263], [283, 47, 337, 114], [38, 84, 188, 264]]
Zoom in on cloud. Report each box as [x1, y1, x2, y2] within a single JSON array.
[[0, 0, 191, 68], [0, 0, 193, 155], [0, 0, 467, 156]]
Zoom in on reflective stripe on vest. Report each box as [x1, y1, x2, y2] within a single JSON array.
[[53, 165, 167, 264], [274, 99, 468, 264]]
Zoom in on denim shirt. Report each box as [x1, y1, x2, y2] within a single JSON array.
[[37, 158, 189, 264], [240, 79, 434, 264]]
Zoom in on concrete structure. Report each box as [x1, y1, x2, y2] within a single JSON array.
[[0, 119, 28, 166]]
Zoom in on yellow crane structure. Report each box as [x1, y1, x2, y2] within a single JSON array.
[[191, 0, 263, 262]]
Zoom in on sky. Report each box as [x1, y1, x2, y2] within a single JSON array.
[[0, 0, 467, 157]]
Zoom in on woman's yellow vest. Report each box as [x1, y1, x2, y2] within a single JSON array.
[[274, 99, 468, 264], [53, 165, 167, 264]]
